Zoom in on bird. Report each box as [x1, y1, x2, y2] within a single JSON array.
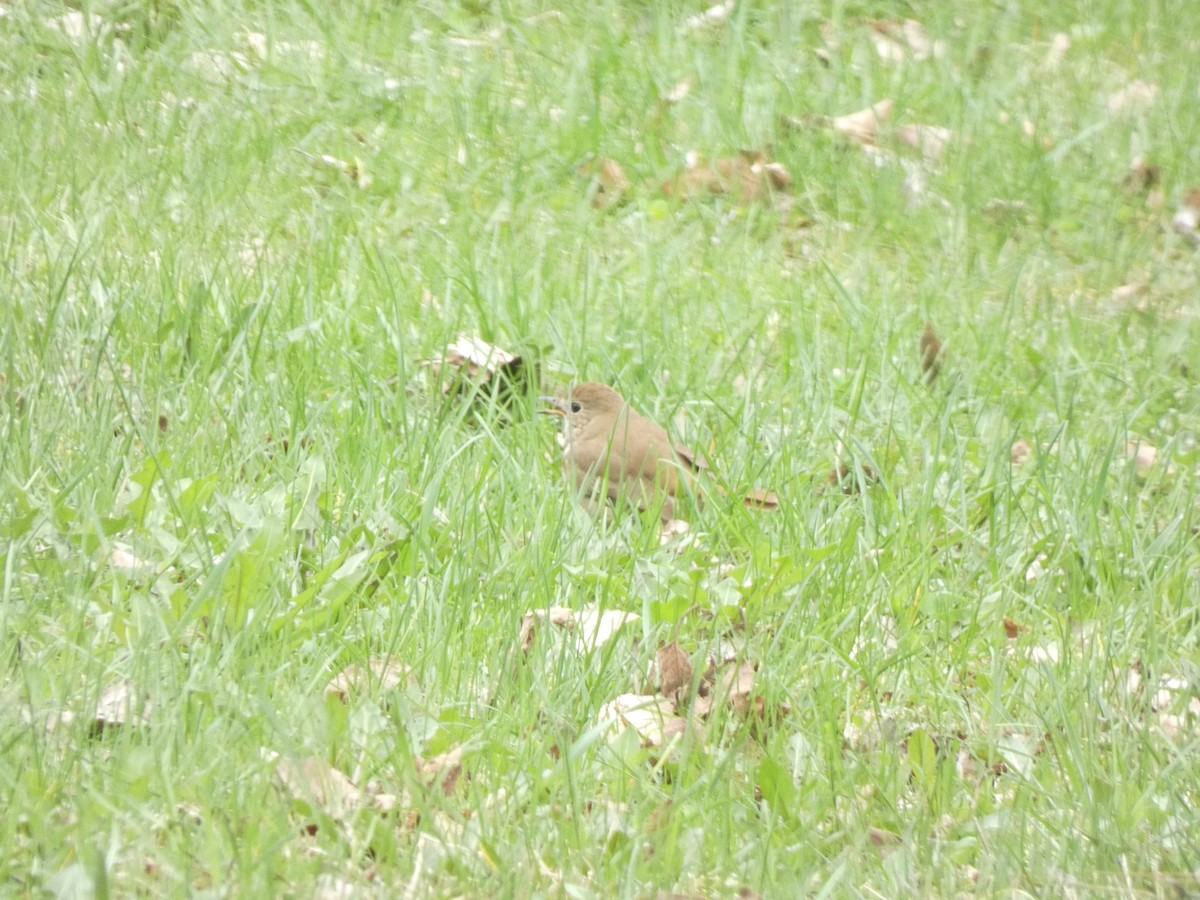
[[542, 382, 778, 523]]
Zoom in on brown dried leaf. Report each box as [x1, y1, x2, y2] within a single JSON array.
[[831, 99, 893, 146], [659, 518, 692, 544], [666, 153, 791, 203], [1107, 80, 1159, 114], [996, 730, 1043, 779], [722, 661, 757, 718], [424, 335, 531, 401], [1111, 282, 1146, 305], [271, 753, 363, 821], [693, 660, 757, 719], [827, 462, 878, 494], [742, 488, 780, 510], [655, 643, 695, 705], [518, 613, 539, 653], [597, 693, 690, 749], [919, 322, 943, 383], [521, 605, 640, 654], [415, 746, 464, 796], [869, 19, 943, 64], [868, 827, 903, 847], [579, 157, 631, 208], [895, 124, 952, 163], [107, 547, 157, 579], [1010, 439, 1033, 466], [93, 681, 151, 734], [325, 659, 415, 703], [1126, 440, 1169, 477], [1155, 698, 1200, 742], [680, 1, 735, 34], [1123, 157, 1161, 195]]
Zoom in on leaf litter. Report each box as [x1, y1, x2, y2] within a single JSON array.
[[93, 681, 153, 735], [868, 19, 946, 64], [520, 605, 641, 654], [325, 659, 416, 704], [663, 151, 792, 204], [266, 742, 464, 835], [422, 334, 534, 406], [1171, 189, 1200, 248]]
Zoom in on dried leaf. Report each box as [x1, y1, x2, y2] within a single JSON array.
[[1122, 157, 1161, 194], [919, 322, 943, 382], [742, 488, 780, 510], [1042, 32, 1070, 68], [1155, 698, 1200, 741], [662, 77, 694, 105], [1010, 439, 1033, 466], [722, 661, 757, 718], [660, 518, 691, 542], [831, 99, 893, 146], [271, 753, 363, 821], [325, 659, 414, 703], [655, 643, 695, 704], [996, 730, 1042, 780], [693, 660, 757, 718], [1111, 283, 1146, 304], [869, 20, 943, 64], [93, 681, 151, 734], [681, 1, 735, 34], [1171, 190, 1200, 248], [46, 11, 109, 41], [1025, 553, 1048, 583], [868, 827, 903, 847], [415, 746, 464, 796], [1028, 641, 1060, 664], [304, 152, 372, 190], [895, 124, 952, 163], [521, 605, 640, 654], [107, 547, 156, 578], [666, 153, 791, 203], [1107, 80, 1159, 114], [575, 607, 640, 652], [597, 693, 690, 749], [1126, 440, 1168, 477], [579, 157, 631, 208], [424, 334, 532, 402]]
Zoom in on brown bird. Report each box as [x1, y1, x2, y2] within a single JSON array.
[[542, 382, 778, 523]]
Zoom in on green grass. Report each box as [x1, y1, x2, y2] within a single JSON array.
[[2, 0, 1199, 895]]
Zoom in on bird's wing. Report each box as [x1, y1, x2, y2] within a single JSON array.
[[673, 442, 709, 472], [609, 413, 679, 499]]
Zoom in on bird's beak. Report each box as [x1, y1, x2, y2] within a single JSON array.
[[539, 395, 567, 417]]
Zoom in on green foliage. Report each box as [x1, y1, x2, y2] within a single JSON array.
[[1, 0, 1198, 896]]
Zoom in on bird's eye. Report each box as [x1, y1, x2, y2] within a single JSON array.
[[570, 402, 581, 413]]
